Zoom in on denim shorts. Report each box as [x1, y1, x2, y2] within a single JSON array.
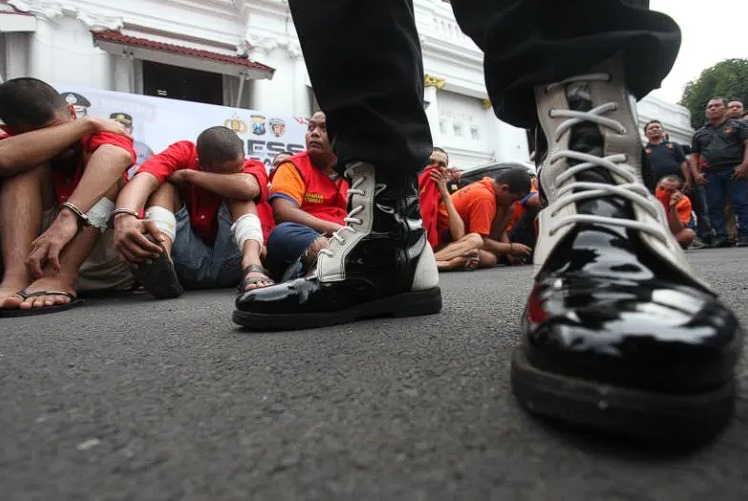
[[171, 203, 242, 289], [265, 222, 322, 281]]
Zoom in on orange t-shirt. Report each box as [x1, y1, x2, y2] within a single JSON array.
[[437, 177, 496, 236], [655, 188, 692, 225]]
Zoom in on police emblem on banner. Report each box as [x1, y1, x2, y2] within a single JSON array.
[[224, 115, 248, 136], [251, 115, 266, 136], [269, 118, 286, 138]]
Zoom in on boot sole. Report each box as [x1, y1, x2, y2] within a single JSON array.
[[233, 287, 442, 331], [511, 349, 735, 446]]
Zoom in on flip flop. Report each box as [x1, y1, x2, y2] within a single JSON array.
[[0, 290, 83, 318], [238, 264, 275, 292], [131, 241, 184, 299]]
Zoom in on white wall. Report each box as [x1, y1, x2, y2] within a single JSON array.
[[4, 0, 692, 165]]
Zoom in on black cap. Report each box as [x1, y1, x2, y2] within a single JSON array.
[[110, 112, 133, 126], [61, 92, 91, 107]]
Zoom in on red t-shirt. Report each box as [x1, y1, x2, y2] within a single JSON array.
[[137, 140, 272, 244], [0, 128, 135, 204]]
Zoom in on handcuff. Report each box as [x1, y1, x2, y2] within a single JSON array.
[[60, 201, 91, 228]]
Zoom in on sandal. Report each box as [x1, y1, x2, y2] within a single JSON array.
[[238, 264, 275, 292], [0, 289, 83, 317], [130, 240, 184, 299]]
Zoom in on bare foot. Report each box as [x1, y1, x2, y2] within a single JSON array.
[[3, 275, 76, 311], [437, 256, 469, 272], [0, 276, 30, 309]]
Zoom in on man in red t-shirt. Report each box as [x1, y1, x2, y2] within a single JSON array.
[[0, 78, 135, 316], [655, 175, 696, 249], [264, 112, 348, 281], [113, 126, 273, 298]]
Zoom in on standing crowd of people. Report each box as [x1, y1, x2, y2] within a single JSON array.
[[644, 97, 748, 249]]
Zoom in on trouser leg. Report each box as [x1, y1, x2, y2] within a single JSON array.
[[448, 0, 680, 127], [288, 0, 431, 173]]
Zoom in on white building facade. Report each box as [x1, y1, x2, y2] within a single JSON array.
[[0, 0, 692, 168]]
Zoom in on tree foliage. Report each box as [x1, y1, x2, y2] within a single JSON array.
[[680, 58, 748, 129]]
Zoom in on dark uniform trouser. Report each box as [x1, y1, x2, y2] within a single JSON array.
[[288, 0, 680, 175]]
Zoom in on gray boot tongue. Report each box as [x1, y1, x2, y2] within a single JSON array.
[[566, 83, 631, 219]]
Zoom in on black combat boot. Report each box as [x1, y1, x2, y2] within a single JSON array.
[[511, 56, 743, 445], [233, 162, 442, 330]]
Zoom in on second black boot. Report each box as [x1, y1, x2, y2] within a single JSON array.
[[511, 56, 743, 445], [233, 162, 442, 330]]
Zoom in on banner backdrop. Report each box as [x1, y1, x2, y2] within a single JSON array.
[[55, 85, 308, 171]]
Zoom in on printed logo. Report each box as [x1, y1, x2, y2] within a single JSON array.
[[304, 193, 324, 204], [269, 118, 286, 138], [224, 115, 248, 136], [251, 115, 266, 136]]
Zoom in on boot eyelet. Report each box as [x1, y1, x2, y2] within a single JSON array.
[[548, 108, 556, 118], [619, 127, 627, 134]]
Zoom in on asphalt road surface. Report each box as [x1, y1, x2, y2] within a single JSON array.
[[2, 248, 748, 500]]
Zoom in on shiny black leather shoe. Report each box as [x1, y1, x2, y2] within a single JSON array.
[[511, 57, 743, 445], [233, 162, 442, 331]]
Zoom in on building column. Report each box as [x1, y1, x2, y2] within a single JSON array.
[[424, 73, 446, 148]]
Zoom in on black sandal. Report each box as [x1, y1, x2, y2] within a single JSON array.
[[238, 264, 275, 292], [131, 240, 184, 299], [0, 290, 83, 317]]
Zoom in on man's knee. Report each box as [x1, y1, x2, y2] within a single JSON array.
[[464, 232, 483, 248], [147, 181, 181, 212], [226, 198, 257, 220], [676, 229, 695, 249]]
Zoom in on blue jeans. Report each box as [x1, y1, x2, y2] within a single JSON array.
[[704, 167, 748, 240], [171, 203, 242, 289], [266, 222, 321, 282]]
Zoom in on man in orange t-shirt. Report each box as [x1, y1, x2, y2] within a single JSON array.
[[437, 168, 533, 267], [0, 78, 136, 316], [113, 126, 273, 299], [655, 175, 696, 249]]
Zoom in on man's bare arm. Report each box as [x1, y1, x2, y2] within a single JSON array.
[[63, 145, 133, 213], [116, 172, 161, 212], [482, 236, 514, 255], [680, 161, 692, 185], [272, 198, 341, 235], [0, 117, 129, 177], [181, 171, 260, 201], [689, 153, 705, 183], [442, 195, 465, 241]]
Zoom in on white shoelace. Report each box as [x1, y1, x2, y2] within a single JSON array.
[[543, 74, 669, 244], [318, 171, 366, 258]]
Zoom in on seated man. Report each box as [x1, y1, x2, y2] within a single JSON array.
[[419, 148, 482, 271], [0, 78, 135, 315], [437, 168, 533, 268], [504, 174, 542, 263], [269, 150, 294, 180], [113, 126, 274, 298], [265, 111, 348, 281], [655, 175, 696, 249]]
